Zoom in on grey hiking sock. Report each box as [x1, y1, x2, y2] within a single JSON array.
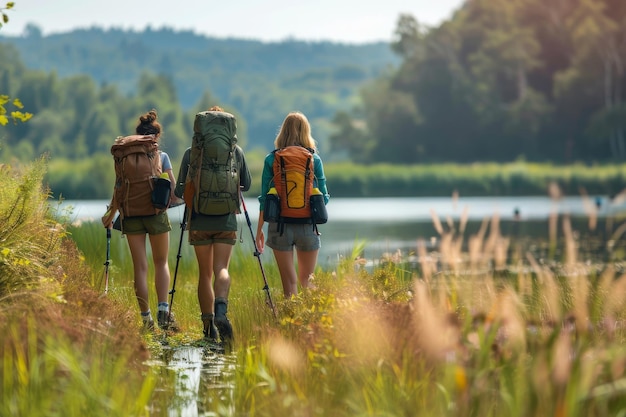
[[141, 310, 154, 331], [141, 309, 152, 322]]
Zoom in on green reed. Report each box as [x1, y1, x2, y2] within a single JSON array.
[[1, 159, 159, 417], [1, 316, 155, 417]]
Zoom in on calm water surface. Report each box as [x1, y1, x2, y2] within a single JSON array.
[[56, 195, 622, 265]]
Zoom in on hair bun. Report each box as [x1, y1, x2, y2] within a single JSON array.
[[140, 109, 158, 124], [136, 109, 161, 136]]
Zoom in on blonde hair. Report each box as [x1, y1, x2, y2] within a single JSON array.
[[274, 111, 316, 151]]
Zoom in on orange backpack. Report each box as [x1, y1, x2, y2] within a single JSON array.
[[272, 146, 315, 221], [109, 134, 162, 220]]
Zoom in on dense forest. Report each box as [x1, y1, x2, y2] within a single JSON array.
[[1, 0, 626, 199], [329, 0, 626, 164]]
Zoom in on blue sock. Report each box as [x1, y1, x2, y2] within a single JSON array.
[[158, 302, 169, 312]]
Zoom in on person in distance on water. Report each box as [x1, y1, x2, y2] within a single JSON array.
[[104, 109, 179, 331], [256, 111, 330, 298], [174, 106, 252, 346]]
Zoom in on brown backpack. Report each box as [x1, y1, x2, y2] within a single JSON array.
[[107, 134, 162, 221]]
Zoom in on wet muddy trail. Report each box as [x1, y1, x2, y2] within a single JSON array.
[[149, 345, 237, 416]]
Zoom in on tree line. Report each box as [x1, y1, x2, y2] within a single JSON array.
[[0, 26, 395, 159], [4, 0, 624, 166], [330, 0, 626, 164]]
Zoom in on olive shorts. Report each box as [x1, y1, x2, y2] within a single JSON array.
[[189, 230, 237, 246], [118, 212, 171, 235], [266, 223, 321, 252]]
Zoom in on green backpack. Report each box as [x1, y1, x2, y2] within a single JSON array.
[[186, 110, 240, 215]]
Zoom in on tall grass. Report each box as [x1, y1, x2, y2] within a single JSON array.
[[67, 202, 626, 416], [219, 235, 626, 416], [1, 159, 156, 417], [9, 156, 626, 416]]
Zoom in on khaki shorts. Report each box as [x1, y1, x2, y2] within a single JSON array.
[[189, 230, 237, 246], [119, 212, 171, 235]]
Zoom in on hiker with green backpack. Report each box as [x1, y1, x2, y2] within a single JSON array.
[[174, 106, 251, 346], [256, 111, 330, 298], [101, 109, 181, 332]]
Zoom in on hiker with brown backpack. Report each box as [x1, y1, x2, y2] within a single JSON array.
[[102, 109, 180, 331], [174, 106, 251, 347], [256, 111, 330, 298]]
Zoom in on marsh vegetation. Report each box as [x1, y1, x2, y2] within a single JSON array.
[[4, 160, 626, 416]]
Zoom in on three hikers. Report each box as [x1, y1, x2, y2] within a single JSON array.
[[103, 108, 329, 344]]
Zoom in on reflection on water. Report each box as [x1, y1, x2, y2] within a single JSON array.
[[152, 346, 236, 417]]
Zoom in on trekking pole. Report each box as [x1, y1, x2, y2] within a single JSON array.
[[168, 205, 187, 325], [104, 228, 111, 295], [240, 190, 277, 319]]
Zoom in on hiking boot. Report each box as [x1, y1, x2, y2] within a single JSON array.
[[202, 314, 220, 342], [214, 316, 233, 344], [214, 298, 233, 344], [158, 310, 180, 332]]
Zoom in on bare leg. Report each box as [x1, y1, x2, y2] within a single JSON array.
[[194, 244, 215, 314], [149, 232, 171, 303], [296, 249, 319, 289], [213, 243, 233, 299], [126, 233, 149, 312], [212, 243, 235, 343], [273, 249, 298, 297]]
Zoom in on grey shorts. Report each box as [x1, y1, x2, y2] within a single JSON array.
[[266, 223, 321, 252]]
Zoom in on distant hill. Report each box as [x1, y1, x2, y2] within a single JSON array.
[[0, 26, 399, 151]]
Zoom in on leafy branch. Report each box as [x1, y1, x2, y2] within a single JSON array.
[[0, 3, 32, 125], [0, 2, 14, 28], [0, 95, 32, 126]]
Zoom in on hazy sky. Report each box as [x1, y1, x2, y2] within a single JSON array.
[[2, 0, 465, 43]]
